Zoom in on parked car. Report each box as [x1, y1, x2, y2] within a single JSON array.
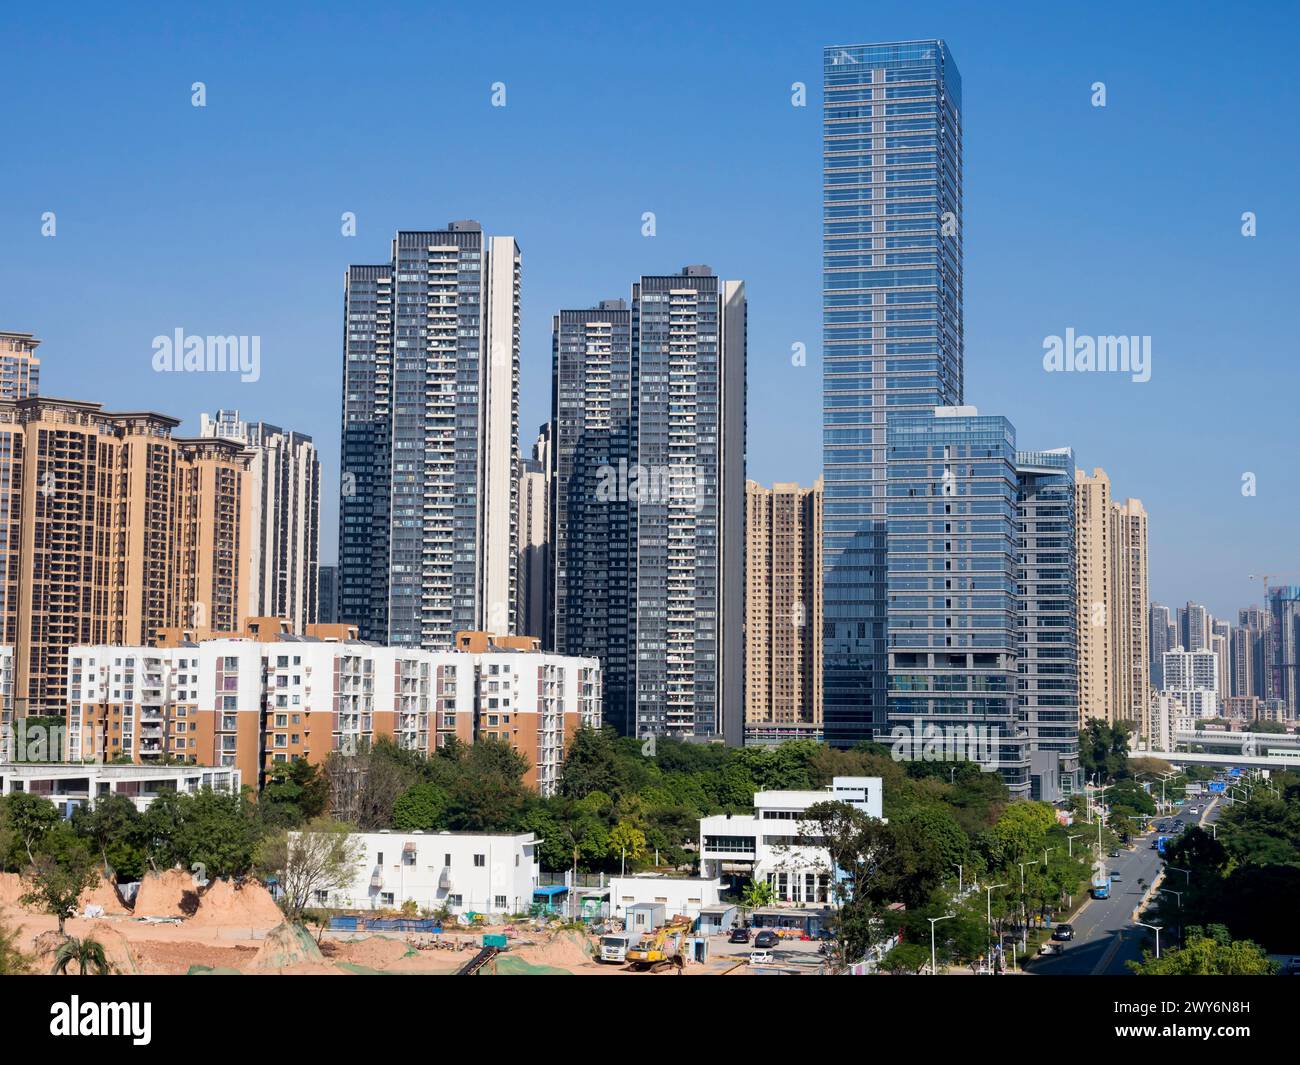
[[728, 927, 751, 944], [748, 949, 774, 966], [1108, 848, 1121, 857], [753, 930, 779, 949], [1052, 923, 1075, 941]]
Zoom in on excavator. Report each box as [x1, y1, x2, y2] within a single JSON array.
[[625, 916, 693, 972]]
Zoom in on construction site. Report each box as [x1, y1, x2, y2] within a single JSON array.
[[0, 869, 796, 975]]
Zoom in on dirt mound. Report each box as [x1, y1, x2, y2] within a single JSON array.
[[190, 879, 282, 929], [250, 922, 324, 971], [134, 868, 200, 918], [0, 873, 41, 914], [514, 928, 596, 972], [336, 935, 415, 970], [79, 878, 131, 916]]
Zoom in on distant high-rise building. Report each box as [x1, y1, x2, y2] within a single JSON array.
[[317, 564, 339, 625], [745, 478, 823, 745], [1074, 468, 1150, 735], [0, 331, 41, 399], [200, 410, 320, 633], [0, 397, 251, 714], [1149, 603, 1174, 688], [339, 222, 519, 648], [1234, 605, 1270, 699], [1162, 646, 1220, 719], [1267, 585, 1300, 719], [822, 39, 964, 748], [550, 269, 746, 742], [516, 425, 552, 646], [1210, 618, 1232, 703], [886, 407, 1029, 798], [1177, 601, 1210, 652]]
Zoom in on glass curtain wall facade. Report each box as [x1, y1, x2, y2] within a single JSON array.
[[1015, 448, 1081, 797], [822, 40, 964, 746], [886, 409, 1029, 796]]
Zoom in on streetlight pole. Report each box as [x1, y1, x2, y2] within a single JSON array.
[[985, 883, 1008, 972], [1137, 921, 1163, 959], [929, 914, 955, 976], [1016, 860, 1040, 950], [1167, 865, 1191, 886], [1067, 834, 1082, 858]]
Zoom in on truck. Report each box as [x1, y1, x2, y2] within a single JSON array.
[[598, 931, 642, 963], [1090, 871, 1112, 900]]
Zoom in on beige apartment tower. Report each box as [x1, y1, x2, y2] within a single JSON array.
[[0, 396, 251, 714], [744, 478, 823, 742], [1074, 468, 1150, 735]]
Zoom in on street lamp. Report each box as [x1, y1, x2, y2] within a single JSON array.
[[1167, 865, 1191, 886], [1016, 860, 1040, 950], [1067, 833, 1082, 858], [929, 914, 955, 976], [1136, 921, 1163, 959], [985, 883, 1008, 970]]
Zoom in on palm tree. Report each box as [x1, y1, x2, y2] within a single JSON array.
[[739, 878, 775, 925], [50, 936, 111, 976]]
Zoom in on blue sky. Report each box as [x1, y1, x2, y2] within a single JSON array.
[[2, 0, 1296, 619]]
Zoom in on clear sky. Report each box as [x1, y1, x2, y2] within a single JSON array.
[[2, 0, 1296, 620]]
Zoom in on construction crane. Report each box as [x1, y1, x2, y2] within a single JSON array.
[[1248, 572, 1300, 604]]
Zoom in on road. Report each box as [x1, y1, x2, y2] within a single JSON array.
[[1029, 794, 1222, 976]]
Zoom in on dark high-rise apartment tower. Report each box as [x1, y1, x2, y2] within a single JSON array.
[[1235, 605, 1270, 699], [822, 40, 963, 746], [1149, 603, 1174, 688], [551, 300, 634, 728], [1177, 601, 1210, 652], [317, 564, 339, 625], [550, 270, 746, 743], [339, 223, 519, 648]]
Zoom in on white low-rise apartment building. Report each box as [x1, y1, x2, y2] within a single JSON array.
[[319, 830, 540, 916], [608, 874, 723, 924], [65, 627, 600, 796], [698, 776, 883, 905], [0, 761, 240, 813]]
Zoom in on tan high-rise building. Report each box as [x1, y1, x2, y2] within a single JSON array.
[[0, 332, 41, 399], [744, 478, 823, 742], [0, 396, 252, 715], [1110, 496, 1150, 736], [1074, 468, 1150, 735]]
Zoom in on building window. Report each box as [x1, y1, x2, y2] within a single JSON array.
[[474, 854, 485, 867]]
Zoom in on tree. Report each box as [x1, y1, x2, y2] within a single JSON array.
[[173, 789, 262, 879], [739, 878, 775, 923], [323, 742, 416, 830], [2, 793, 60, 866], [259, 759, 329, 828], [608, 821, 647, 867], [71, 794, 146, 880], [559, 727, 631, 799], [255, 817, 365, 924], [50, 936, 111, 976], [880, 940, 929, 975], [1129, 925, 1274, 975], [392, 782, 448, 831], [20, 827, 100, 936], [0, 908, 30, 974]]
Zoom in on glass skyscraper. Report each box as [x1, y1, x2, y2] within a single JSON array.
[[822, 40, 964, 745]]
